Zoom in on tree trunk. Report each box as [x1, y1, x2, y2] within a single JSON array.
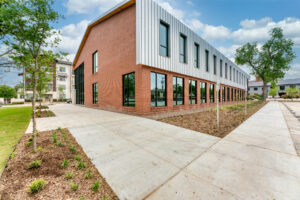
[[262, 81, 268, 101], [32, 59, 38, 152]]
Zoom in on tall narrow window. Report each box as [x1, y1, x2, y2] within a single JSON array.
[[230, 66, 232, 80], [179, 34, 187, 63], [220, 59, 223, 77], [233, 68, 235, 82], [225, 63, 228, 79], [222, 87, 225, 102], [123, 72, 135, 107], [205, 50, 209, 72], [151, 72, 166, 107], [160, 21, 169, 57], [92, 83, 98, 104], [92, 51, 98, 73], [236, 70, 238, 83], [189, 80, 197, 104], [213, 55, 217, 75], [173, 76, 184, 106], [194, 43, 199, 68], [201, 82, 206, 104], [210, 84, 215, 103], [231, 88, 233, 101]]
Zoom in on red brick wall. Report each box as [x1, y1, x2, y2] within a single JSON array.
[[73, 4, 245, 116]]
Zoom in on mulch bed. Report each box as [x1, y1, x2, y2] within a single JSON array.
[[160, 101, 266, 138], [35, 105, 49, 109], [35, 110, 56, 118], [0, 129, 119, 200]]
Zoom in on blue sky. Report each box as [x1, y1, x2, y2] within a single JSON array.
[[1, 0, 300, 86]]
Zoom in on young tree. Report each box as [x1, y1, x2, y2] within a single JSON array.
[[58, 86, 65, 101], [269, 81, 279, 98], [235, 28, 296, 101], [0, 85, 17, 99], [2, 0, 63, 152]]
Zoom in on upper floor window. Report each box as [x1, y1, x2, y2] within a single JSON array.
[[59, 67, 66, 72], [179, 34, 187, 63], [213, 55, 217, 75], [59, 76, 66, 81], [225, 63, 228, 79], [280, 86, 285, 90], [123, 72, 135, 107], [92, 51, 98, 73], [233, 68, 235, 82], [254, 87, 258, 91], [205, 50, 209, 72], [220, 59, 223, 77], [230, 66, 232, 80], [173, 76, 184, 106], [151, 72, 166, 107], [194, 43, 199, 68], [159, 21, 169, 57], [189, 80, 197, 104]]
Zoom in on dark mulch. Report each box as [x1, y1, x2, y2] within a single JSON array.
[[35, 105, 49, 109], [0, 129, 119, 200], [160, 101, 266, 138], [35, 110, 55, 118]]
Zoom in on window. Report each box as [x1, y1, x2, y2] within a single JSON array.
[[194, 43, 199, 68], [280, 86, 285, 90], [254, 87, 258, 91], [189, 80, 197, 104], [228, 88, 231, 101], [92, 83, 98, 104], [225, 63, 228, 79], [58, 85, 66, 90], [236, 70, 238, 83], [230, 66, 232, 80], [222, 87, 225, 102], [75, 63, 84, 105], [210, 84, 215, 103], [173, 76, 184, 106], [151, 72, 166, 107], [290, 85, 296, 88], [160, 21, 169, 57], [92, 51, 98, 73], [220, 59, 223, 77], [231, 88, 233, 101], [59, 76, 66, 81], [201, 82, 206, 104], [123, 72, 135, 107], [205, 50, 209, 72], [213, 55, 217, 75], [179, 34, 187, 63], [233, 68, 235, 82], [59, 67, 66, 72]]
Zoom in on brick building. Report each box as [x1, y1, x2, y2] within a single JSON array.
[[73, 0, 249, 115]]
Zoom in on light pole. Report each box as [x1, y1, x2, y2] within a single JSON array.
[[217, 80, 220, 128]]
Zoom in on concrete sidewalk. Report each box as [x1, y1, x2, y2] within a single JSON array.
[[148, 102, 300, 200]]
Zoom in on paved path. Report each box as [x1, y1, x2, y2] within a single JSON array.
[[26, 102, 300, 200]]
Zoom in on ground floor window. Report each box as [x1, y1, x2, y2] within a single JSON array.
[[151, 72, 166, 107], [92, 83, 98, 104], [173, 76, 184, 106], [75, 63, 84, 105], [210, 84, 215, 103], [123, 72, 135, 107], [201, 82, 206, 104], [228, 88, 231, 101], [222, 87, 225, 102], [189, 80, 197, 104]]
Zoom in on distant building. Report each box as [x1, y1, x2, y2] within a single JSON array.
[[18, 60, 73, 101], [248, 78, 300, 96]]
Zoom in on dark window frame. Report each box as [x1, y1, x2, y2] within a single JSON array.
[[210, 84, 215, 103], [225, 63, 228, 79], [123, 72, 135, 107], [173, 76, 184, 106], [151, 72, 167, 107], [194, 43, 199, 68], [159, 21, 169, 57], [213, 55, 217, 75], [179, 33, 187, 63], [222, 87, 225, 102], [230, 66, 232, 80], [92, 82, 98, 104], [189, 79, 197, 104], [220, 59, 223, 77], [201, 82, 207, 104], [205, 50, 209, 72], [92, 51, 98, 74]]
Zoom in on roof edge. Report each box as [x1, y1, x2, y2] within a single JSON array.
[[72, 0, 136, 69]]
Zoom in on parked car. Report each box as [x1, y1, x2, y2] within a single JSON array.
[[67, 99, 72, 104]]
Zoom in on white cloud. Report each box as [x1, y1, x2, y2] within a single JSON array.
[[285, 63, 300, 79], [186, 1, 193, 5], [191, 11, 201, 17], [65, 0, 123, 14], [155, 0, 185, 21]]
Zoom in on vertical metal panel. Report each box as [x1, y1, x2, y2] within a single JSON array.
[[136, 0, 249, 89]]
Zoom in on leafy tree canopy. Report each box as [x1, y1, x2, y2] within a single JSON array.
[[0, 85, 17, 98]]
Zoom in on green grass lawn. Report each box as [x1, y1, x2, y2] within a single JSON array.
[[0, 106, 32, 175]]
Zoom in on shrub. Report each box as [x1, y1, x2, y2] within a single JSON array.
[[28, 179, 47, 194], [12, 102, 24, 105], [85, 169, 92, 179], [35, 105, 49, 109], [36, 110, 41, 117], [102, 196, 109, 200], [65, 172, 73, 179], [52, 132, 57, 143], [69, 145, 76, 153], [26, 141, 33, 147], [69, 182, 78, 191], [28, 160, 42, 169], [10, 152, 16, 159], [79, 197, 85, 200], [57, 141, 64, 147], [92, 181, 100, 192], [75, 154, 81, 161], [61, 159, 69, 168], [77, 161, 86, 170], [37, 147, 43, 152]]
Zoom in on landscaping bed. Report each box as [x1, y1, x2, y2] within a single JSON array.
[[35, 110, 55, 118], [0, 128, 118, 200], [35, 105, 49, 109], [159, 101, 266, 138]]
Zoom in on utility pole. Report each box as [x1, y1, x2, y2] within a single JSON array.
[[217, 81, 220, 128]]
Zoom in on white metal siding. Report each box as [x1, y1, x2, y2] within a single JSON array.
[[136, 0, 249, 89]]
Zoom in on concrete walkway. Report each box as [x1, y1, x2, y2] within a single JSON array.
[[26, 102, 300, 199]]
